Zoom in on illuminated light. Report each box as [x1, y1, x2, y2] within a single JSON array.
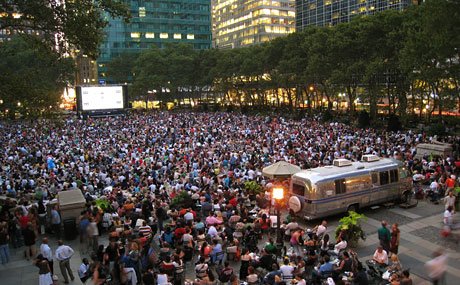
[[273, 187, 284, 200], [12, 13, 21, 19], [187, 34, 195, 40], [145, 32, 154, 38], [173, 33, 182, 39], [160, 33, 168, 39], [130, 32, 140, 38], [139, 7, 146, 17], [17, 102, 21, 107]]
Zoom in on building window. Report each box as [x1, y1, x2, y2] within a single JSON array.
[[139, 7, 146, 17], [130, 32, 140, 38], [187, 34, 195, 40], [145, 33, 155, 38], [160, 33, 168, 39], [173, 33, 181, 39]]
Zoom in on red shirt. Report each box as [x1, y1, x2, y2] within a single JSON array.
[[174, 227, 186, 239], [19, 215, 30, 229], [229, 197, 238, 207]]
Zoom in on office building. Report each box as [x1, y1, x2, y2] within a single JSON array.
[[212, 0, 296, 49], [98, 0, 212, 82], [296, 0, 416, 30]]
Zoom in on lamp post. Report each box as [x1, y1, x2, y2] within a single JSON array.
[[273, 186, 284, 249]]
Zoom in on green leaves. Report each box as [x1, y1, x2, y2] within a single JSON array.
[[0, 0, 129, 58], [0, 35, 75, 116]]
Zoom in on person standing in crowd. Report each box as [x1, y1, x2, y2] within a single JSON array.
[[37, 200, 47, 235], [35, 254, 53, 285], [40, 237, 53, 275], [55, 240, 75, 284], [444, 190, 456, 213], [87, 217, 99, 253], [23, 222, 36, 261], [444, 206, 454, 227], [425, 249, 448, 285], [378, 220, 391, 253], [0, 222, 10, 265], [51, 205, 61, 239], [79, 211, 90, 254], [390, 223, 400, 256]]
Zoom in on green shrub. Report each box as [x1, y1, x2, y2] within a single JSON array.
[[357, 111, 370, 128], [170, 191, 193, 209], [335, 211, 366, 247], [322, 110, 334, 122], [427, 123, 446, 136], [244, 181, 263, 196], [387, 114, 402, 132]]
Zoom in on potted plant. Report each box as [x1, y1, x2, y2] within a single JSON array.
[[335, 211, 367, 248], [170, 191, 194, 209], [243, 181, 263, 201]]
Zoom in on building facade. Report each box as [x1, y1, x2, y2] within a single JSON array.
[[212, 0, 296, 49], [98, 0, 212, 82], [296, 0, 416, 30]]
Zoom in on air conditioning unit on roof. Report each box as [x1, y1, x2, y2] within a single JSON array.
[[362, 154, 380, 162], [333, 159, 352, 167]]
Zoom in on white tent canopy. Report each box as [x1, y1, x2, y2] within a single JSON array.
[[262, 161, 301, 179]]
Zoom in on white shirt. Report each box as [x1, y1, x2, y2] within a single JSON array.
[[280, 264, 295, 277], [40, 243, 52, 261], [207, 225, 218, 238], [78, 263, 89, 278], [334, 240, 347, 254], [444, 210, 453, 225], [373, 249, 389, 265], [425, 254, 448, 280], [316, 225, 327, 237], [55, 245, 75, 261], [184, 212, 194, 221]]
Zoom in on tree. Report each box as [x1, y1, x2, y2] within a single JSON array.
[[0, 35, 74, 117], [131, 46, 167, 107], [106, 53, 139, 84], [0, 0, 130, 58], [400, 0, 460, 120]]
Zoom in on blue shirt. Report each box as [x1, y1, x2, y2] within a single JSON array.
[[319, 262, 334, 274], [51, 209, 61, 225]]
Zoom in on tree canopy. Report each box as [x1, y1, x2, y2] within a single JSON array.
[[0, 0, 130, 58], [0, 35, 75, 116]]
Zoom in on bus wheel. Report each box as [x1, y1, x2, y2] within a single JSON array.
[[347, 204, 359, 213]]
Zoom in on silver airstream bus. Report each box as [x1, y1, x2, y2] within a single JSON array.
[[288, 155, 412, 220]]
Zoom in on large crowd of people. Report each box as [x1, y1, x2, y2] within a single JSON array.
[[0, 111, 459, 285]]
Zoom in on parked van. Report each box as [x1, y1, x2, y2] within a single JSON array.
[[288, 155, 412, 220]]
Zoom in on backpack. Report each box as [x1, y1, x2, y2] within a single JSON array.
[[219, 267, 234, 282]]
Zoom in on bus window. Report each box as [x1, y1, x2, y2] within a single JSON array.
[[371, 172, 378, 184], [335, 179, 346, 194], [292, 183, 306, 196], [390, 169, 399, 183], [379, 171, 389, 185]]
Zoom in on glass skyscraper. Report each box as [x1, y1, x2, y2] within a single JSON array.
[[296, 0, 414, 30], [212, 0, 296, 49], [98, 0, 212, 81]]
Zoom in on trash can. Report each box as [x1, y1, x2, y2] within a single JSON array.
[[63, 218, 77, 240]]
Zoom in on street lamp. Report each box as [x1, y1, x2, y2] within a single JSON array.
[[273, 187, 284, 248]]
